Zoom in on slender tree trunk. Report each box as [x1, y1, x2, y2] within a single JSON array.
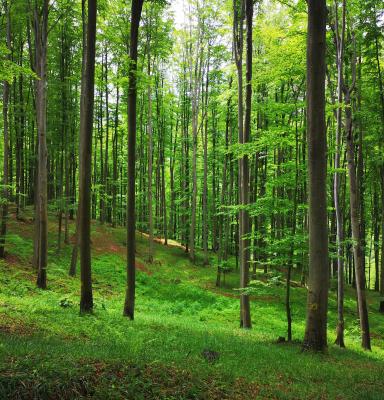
[[303, 0, 329, 352], [373, 188, 380, 291], [373, 25, 384, 312], [104, 49, 110, 223], [217, 79, 232, 286], [380, 168, 384, 312], [33, 0, 49, 289], [202, 57, 210, 265], [69, 213, 79, 277], [112, 80, 119, 228], [345, 89, 371, 350], [0, 1, 11, 259], [286, 112, 300, 342], [188, 33, 202, 264], [147, 32, 154, 263], [234, 0, 252, 329], [123, 0, 144, 320], [334, 0, 346, 348], [78, 0, 97, 313]]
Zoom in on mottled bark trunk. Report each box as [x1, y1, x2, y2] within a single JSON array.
[[345, 89, 371, 350], [234, 0, 252, 329], [123, 0, 144, 320], [303, 0, 329, 352], [202, 59, 210, 265], [79, 0, 97, 313], [147, 40, 154, 263], [188, 44, 202, 263], [334, 0, 346, 348], [0, 1, 11, 259], [33, 1, 49, 289]]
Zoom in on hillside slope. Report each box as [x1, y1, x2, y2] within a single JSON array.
[[0, 212, 383, 399]]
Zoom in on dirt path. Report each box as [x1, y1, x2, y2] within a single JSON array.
[[92, 229, 153, 275], [139, 231, 186, 251]]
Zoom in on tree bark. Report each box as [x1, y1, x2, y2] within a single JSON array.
[[333, 0, 346, 348], [33, 0, 49, 289], [123, 0, 144, 320], [345, 88, 371, 350], [202, 56, 210, 265], [234, 0, 252, 329], [381, 169, 384, 307], [303, 0, 329, 352], [188, 25, 203, 264], [0, 0, 11, 259], [147, 26, 154, 263], [78, 0, 97, 313]]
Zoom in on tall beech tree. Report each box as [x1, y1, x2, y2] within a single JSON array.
[[146, 9, 154, 263], [79, 0, 97, 313], [0, 0, 11, 259], [123, 0, 145, 320], [344, 49, 371, 350], [31, 0, 49, 289], [303, 0, 329, 352], [234, 0, 253, 329], [333, 0, 346, 348], [188, 4, 204, 264]]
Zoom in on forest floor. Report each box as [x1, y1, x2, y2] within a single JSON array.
[[0, 209, 383, 399]]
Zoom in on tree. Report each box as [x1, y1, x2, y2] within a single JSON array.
[[333, 0, 346, 348], [234, 0, 253, 329], [123, 0, 145, 320], [303, 0, 329, 352], [0, 0, 11, 259], [344, 49, 371, 350], [188, 2, 204, 264], [146, 9, 154, 263], [32, 0, 49, 289], [79, 0, 97, 313]]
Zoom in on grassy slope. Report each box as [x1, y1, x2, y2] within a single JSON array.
[[0, 211, 383, 399]]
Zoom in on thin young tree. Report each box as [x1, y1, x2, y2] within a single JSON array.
[[303, 0, 329, 352], [188, 5, 203, 264], [78, 0, 97, 313], [234, 0, 253, 329], [124, 0, 145, 320], [333, 0, 346, 348], [69, 0, 87, 277], [32, 0, 49, 289], [146, 11, 154, 263], [344, 44, 371, 350], [0, 0, 11, 259]]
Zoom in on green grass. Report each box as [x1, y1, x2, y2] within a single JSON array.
[[0, 211, 383, 399]]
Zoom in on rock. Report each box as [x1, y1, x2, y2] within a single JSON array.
[[201, 349, 220, 363]]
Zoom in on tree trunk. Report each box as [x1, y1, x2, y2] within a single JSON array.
[[202, 59, 209, 266], [381, 168, 384, 311], [373, 23, 384, 313], [123, 0, 144, 320], [303, 0, 329, 352], [234, 0, 252, 329], [345, 89, 371, 350], [188, 32, 202, 264], [147, 47, 154, 263], [334, 0, 346, 348], [0, 1, 11, 259], [112, 80, 119, 228], [78, 0, 97, 313], [33, 0, 49, 289]]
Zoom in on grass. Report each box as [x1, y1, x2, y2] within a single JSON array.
[[0, 209, 383, 399]]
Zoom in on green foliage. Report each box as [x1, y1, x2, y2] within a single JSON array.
[[0, 218, 383, 399]]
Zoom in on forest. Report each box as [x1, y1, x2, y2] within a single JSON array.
[[0, 0, 384, 398]]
